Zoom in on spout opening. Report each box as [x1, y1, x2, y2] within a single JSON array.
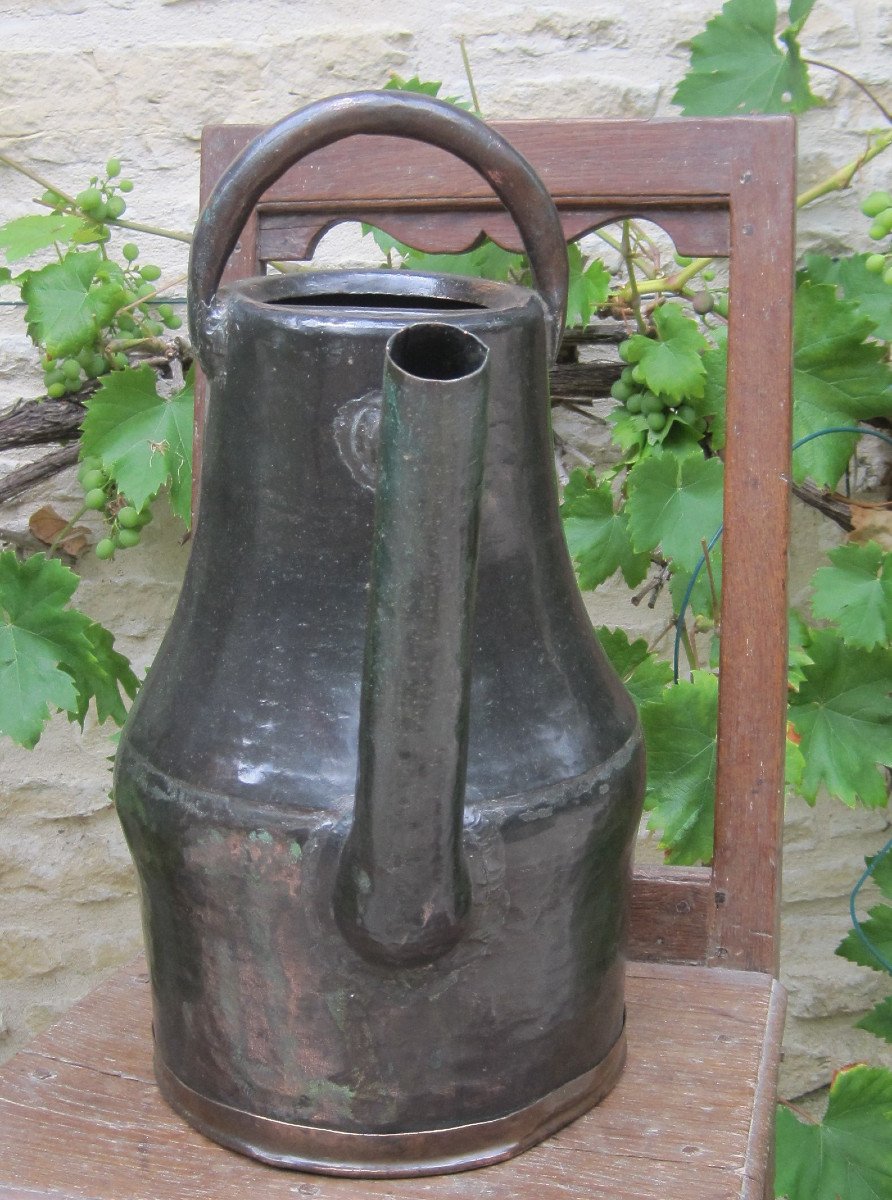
[[387, 323, 488, 383]]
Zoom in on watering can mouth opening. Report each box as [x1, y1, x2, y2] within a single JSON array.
[[227, 268, 538, 322], [387, 322, 489, 383]]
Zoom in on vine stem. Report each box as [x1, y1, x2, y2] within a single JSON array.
[[0, 151, 78, 207], [0, 150, 192, 243], [115, 272, 188, 316], [34, 197, 193, 245], [802, 58, 892, 125], [623, 130, 892, 300], [46, 502, 88, 560], [777, 1098, 819, 1126], [621, 221, 647, 334], [459, 36, 482, 116]]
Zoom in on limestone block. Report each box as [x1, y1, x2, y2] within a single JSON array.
[[0, 931, 65, 981]]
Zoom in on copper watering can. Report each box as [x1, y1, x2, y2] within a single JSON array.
[[114, 91, 645, 1177]]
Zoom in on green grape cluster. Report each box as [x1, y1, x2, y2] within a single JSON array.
[[610, 363, 706, 436], [40, 159, 181, 377], [862, 190, 892, 285], [77, 456, 152, 559]]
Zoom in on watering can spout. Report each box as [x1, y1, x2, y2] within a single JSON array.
[[334, 323, 490, 966]]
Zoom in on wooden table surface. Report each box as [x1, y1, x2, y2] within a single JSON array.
[[0, 958, 784, 1200]]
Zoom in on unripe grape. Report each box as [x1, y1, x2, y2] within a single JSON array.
[[640, 392, 664, 416], [41, 189, 64, 207], [631, 363, 646, 385], [611, 377, 633, 401], [118, 179, 134, 193], [692, 290, 714, 314], [702, 268, 716, 282], [115, 528, 141, 549], [106, 195, 126, 219], [879, 207, 892, 232], [77, 347, 95, 367], [139, 264, 162, 282], [92, 202, 109, 222], [861, 190, 892, 218], [84, 487, 108, 510], [112, 352, 129, 370], [677, 405, 697, 424], [625, 393, 643, 414], [62, 358, 81, 381], [46, 382, 66, 399], [869, 221, 888, 240], [866, 254, 886, 274], [122, 243, 139, 262], [81, 468, 107, 491], [79, 456, 102, 473], [44, 369, 64, 387], [135, 508, 153, 528], [116, 506, 141, 529], [106, 157, 121, 178], [163, 313, 182, 329], [76, 187, 103, 213], [883, 267, 892, 287], [620, 366, 636, 385], [95, 538, 116, 560], [646, 411, 666, 431], [674, 253, 692, 267], [618, 340, 635, 363], [136, 282, 155, 298], [714, 296, 729, 318], [158, 303, 174, 319]]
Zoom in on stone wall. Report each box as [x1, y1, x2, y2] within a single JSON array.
[[1, 0, 890, 1097]]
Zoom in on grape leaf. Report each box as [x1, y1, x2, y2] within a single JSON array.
[[787, 0, 817, 27], [61, 622, 139, 727], [811, 541, 892, 650], [80, 366, 194, 522], [606, 405, 648, 457], [785, 733, 806, 794], [775, 1064, 892, 1200], [806, 253, 892, 342], [0, 213, 90, 263], [0, 551, 136, 747], [21, 250, 121, 358], [837, 906, 892, 974], [384, 74, 471, 110], [857, 997, 892, 1044], [867, 849, 892, 900], [640, 671, 717, 865], [787, 610, 814, 691], [792, 281, 892, 487], [787, 630, 892, 807], [672, 0, 822, 116], [561, 471, 650, 589], [595, 626, 674, 708], [399, 239, 524, 281], [566, 243, 610, 328], [623, 304, 708, 401], [626, 451, 725, 572], [701, 339, 728, 449]]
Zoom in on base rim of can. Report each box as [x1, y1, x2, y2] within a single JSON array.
[[155, 1022, 626, 1178]]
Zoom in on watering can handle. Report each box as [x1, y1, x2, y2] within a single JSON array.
[[189, 90, 569, 367]]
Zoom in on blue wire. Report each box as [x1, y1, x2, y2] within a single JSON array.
[[849, 834, 892, 976], [672, 425, 892, 683]]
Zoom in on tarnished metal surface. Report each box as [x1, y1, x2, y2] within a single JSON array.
[[114, 92, 645, 1176]]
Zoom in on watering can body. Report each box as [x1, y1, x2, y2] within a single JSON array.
[[113, 92, 645, 1177]]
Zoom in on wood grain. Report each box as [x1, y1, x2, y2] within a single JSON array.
[[0, 958, 785, 1200]]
